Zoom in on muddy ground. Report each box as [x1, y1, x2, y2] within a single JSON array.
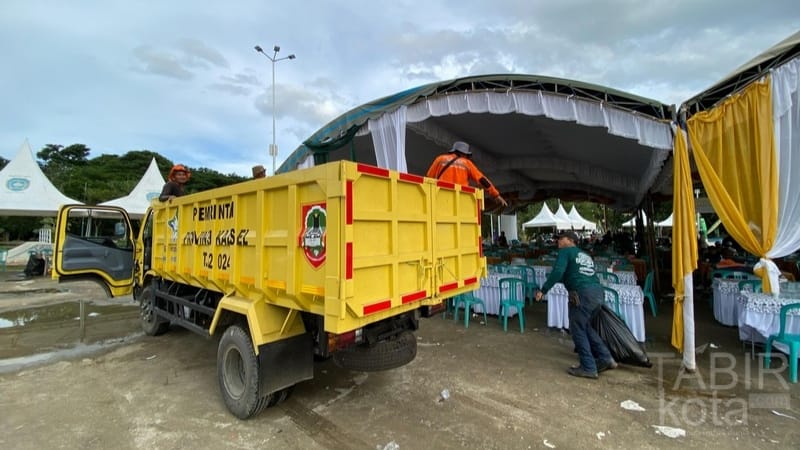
[[0, 268, 799, 450]]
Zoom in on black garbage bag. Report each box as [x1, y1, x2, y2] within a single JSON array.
[[24, 254, 45, 277], [592, 305, 652, 367]]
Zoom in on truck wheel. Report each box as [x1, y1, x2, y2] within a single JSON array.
[[217, 324, 272, 419], [267, 385, 294, 407], [333, 331, 417, 372], [139, 285, 169, 336]]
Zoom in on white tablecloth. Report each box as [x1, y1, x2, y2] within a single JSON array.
[[604, 282, 646, 343], [612, 270, 637, 286], [473, 273, 523, 317], [546, 283, 569, 330], [713, 279, 747, 326], [545, 281, 645, 342], [738, 292, 800, 356]]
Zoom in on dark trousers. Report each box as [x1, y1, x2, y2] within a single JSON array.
[[568, 285, 612, 373]]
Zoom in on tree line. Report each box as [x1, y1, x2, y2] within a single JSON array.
[[0, 144, 246, 241]]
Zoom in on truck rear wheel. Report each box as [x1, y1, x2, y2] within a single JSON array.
[[217, 324, 273, 419], [140, 285, 169, 336], [333, 330, 417, 372]]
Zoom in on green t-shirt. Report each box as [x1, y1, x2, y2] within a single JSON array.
[[540, 246, 600, 293]]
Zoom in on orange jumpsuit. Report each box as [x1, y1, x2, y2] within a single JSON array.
[[426, 153, 501, 198]]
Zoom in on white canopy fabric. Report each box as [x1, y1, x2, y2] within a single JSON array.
[[99, 158, 165, 218], [0, 140, 82, 216], [656, 213, 674, 227], [553, 204, 576, 230], [567, 205, 597, 231], [522, 203, 571, 229]]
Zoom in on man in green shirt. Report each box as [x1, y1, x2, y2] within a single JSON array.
[[535, 231, 616, 379]]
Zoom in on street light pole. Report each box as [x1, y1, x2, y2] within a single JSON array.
[[254, 44, 296, 175]]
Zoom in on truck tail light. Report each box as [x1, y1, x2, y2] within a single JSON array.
[[327, 329, 363, 351]]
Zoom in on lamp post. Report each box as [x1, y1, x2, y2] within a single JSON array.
[[254, 44, 296, 175]]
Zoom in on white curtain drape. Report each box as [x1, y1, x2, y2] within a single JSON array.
[[405, 91, 673, 150], [768, 56, 800, 258], [368, 105, 407, 172]]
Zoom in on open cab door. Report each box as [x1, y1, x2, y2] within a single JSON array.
[[53, 205, 136, 297]]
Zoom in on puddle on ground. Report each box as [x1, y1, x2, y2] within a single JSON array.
[[0, 303, 137, 329]]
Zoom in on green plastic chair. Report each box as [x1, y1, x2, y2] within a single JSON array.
[[508, 265, 538, 305], [498, 277, 526, 333], [738, 279, 762, 294], [596, 272, 619, 284], [764, 303, 800, 383], [602, 287, 626, 325], [453, 291, 487, 328], [643, 271, 657, 317]]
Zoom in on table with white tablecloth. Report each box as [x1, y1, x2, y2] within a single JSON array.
[[611, 270, 637, 286], [738, 292, 800, 356], [603, 282, 646, 342], [472, 273, 523, 317], [544, 280, 646, 342], [714, 279, 746, 326]]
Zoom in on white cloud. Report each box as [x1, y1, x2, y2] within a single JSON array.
[[1, 0, 798, 176]]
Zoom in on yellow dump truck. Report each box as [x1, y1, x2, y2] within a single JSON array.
[[52, 160, 485, 418]]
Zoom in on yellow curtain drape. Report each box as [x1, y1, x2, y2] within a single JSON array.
[[687, 79, 778, 292], [671, 128, 698, 352]]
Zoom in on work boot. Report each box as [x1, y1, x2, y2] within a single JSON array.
[[567, 366, 598, 379], [597, 359, 618, 373]]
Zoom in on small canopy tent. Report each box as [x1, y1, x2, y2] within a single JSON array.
[[0, 140, 81, 216], [567, 205, 597, 231], [553, 204, 575, 230], [522, 203, 571, 229], [99, 158, 166, 218], [656, 213, 673, 227]]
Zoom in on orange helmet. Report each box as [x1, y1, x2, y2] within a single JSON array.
[[168, 164, 191, 181]]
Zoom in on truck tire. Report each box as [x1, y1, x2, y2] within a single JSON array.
[[217, 324, 273, 419], [332, 331, 417, 372], [266, 385, 294, 407], [139, 285, 169, 336]]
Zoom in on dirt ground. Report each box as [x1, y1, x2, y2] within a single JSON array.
[[1, 268, 799, 450]]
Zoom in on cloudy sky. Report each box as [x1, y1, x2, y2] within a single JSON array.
[[1, 0, 798, 177]]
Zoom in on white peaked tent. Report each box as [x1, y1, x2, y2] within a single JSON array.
[[567, 205, 597, 231], [522, 203, 571, 229], [553, 204, 576, 230], [0, 140, 82, 216], [656, 213, 673, 227], [100, 158, 165, 218]]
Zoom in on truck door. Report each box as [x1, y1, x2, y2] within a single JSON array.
[[52, 205, 136, 297]]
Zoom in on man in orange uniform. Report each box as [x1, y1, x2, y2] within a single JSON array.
[[426, 141, 507, 207]]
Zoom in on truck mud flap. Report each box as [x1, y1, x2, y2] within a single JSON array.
[[257, 333, 314, 394], [332, 330, 417, 372]]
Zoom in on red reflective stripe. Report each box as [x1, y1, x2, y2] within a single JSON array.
[[461, 186, 475, 193], [357, 163, 389, 178], [477, 200, 481, 226], [437, 180, 456, 190], [401, 290, 426, 304], [399, 173, 424, 184], [346, 242, 353, 279], [464, 277, 478, 285], [479, 237, 483, 257], [346, 180, 353, 224], [364, 300, 391, 315], [439, 282, 458, 293]]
